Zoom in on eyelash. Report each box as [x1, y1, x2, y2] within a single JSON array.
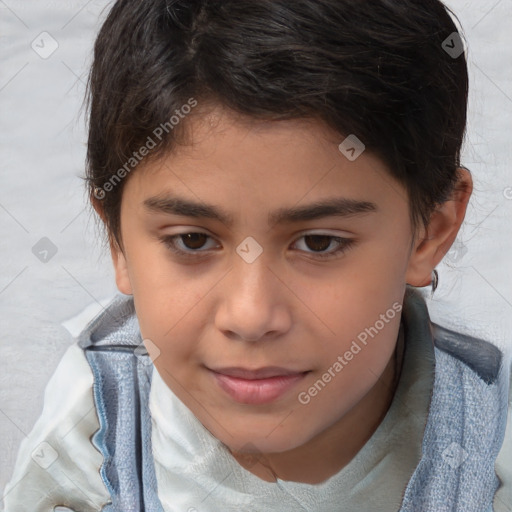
[[159, 232, 355, 261]]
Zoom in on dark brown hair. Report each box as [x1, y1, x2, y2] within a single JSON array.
[[85, 0, 469, 248]]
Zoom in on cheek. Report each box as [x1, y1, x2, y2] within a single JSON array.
[[297, 259, 404, 400], [315, 294, 401, 375], [306, 257, 405, 342], [130, 268, 217, 380], [124, 241, 205, 337], [295, 309, 401, 433]]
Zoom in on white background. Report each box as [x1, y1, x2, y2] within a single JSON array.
[[1, 0, 511, 504]]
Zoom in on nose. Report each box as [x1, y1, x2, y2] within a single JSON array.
[[214, 255, 292, 342]]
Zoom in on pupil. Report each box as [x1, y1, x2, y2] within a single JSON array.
[[182, 233, 207, 249], [305, 235, 330, 252]]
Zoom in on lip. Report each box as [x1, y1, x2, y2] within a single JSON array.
[[209, 367, 309, 405]]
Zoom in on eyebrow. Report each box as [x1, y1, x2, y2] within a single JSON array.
[[143, 195, 377, 227]]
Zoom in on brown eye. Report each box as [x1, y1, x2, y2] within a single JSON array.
[[303, 235, 333, 252], [292, 234, 355, 260], [180, 233, 208, 249], [159, 232, 219, 257]]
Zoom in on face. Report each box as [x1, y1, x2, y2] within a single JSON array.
[[113, 109, 418, 455]]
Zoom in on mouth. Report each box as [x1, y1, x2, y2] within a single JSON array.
[[208, 366, 310, 405]]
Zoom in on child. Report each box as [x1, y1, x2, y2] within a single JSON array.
[[3, 0, 511, 510]]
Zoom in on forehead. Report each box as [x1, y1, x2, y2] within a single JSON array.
[[122, 109, 409, 226]]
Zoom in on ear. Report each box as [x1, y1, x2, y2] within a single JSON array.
[[110, 240, 133, 295], [406, 168, 473, 287], [91, 191, 134, 295]]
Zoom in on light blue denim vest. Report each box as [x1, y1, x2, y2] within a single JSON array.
[[77, 289, 509, 511]]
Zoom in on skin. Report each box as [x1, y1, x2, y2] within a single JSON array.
[[98, 107, 472, 484]]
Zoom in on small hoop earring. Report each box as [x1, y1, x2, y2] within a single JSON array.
[[431, 269, 439, 297]]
